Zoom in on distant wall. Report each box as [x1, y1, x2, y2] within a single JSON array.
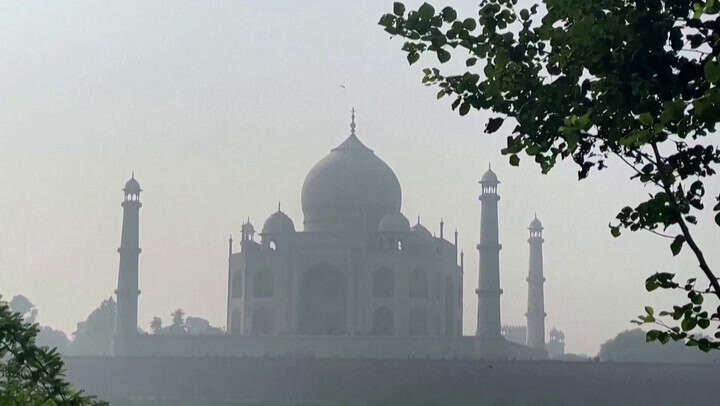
[[115, 334, 544, 360], [64, 356, 720, 406]]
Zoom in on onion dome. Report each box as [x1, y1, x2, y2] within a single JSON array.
[[378, 212, 411, 233], [262, 209, 296, 234], [529, 215, 543, 231], [123, 173, 142, 194], [301, 109, 401, 233], [412, 222, 433, 241], [480, 166, 499, 184], [241, 220, 255, 236]]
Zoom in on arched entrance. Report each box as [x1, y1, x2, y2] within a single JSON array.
[[371, 306, 394, 336], [251, 307, 272, 335], [297, 263, 347, 335]]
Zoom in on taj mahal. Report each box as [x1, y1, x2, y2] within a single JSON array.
[[112, 111, 550, 360]]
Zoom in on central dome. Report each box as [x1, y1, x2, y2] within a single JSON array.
[[301, 132, 401, 234]]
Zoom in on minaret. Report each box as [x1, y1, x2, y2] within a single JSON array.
[[226, 234, 233, 331], [114, 174, 142, 354], [526, 215, 546, 350], [476, 166, 502, 339]]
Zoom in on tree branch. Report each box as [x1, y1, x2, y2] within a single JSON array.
[[650, 142, 720, 301]]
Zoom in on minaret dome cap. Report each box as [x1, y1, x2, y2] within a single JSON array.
[[480, 165, 500, 184], [123, 174, 142, 194], [529, 215, 543, 231]]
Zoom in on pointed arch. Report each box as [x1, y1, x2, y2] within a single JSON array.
[[409, 268, 428, 299], [251, 307, 272, 335], [253, 267, 273, 298], [371, 306, 394, 336], [373, 267, 394, 298], [409, 306, 428, 336]]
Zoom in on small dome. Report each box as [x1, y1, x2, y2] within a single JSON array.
[[378, 212, 411, 233], [241, 221, 255, 235], [529, 216, 543, 230], [412, 223, 433, 241], [480, 167, 499, 184], [123, 174, 141, 194], [262, 210, 295, 234]]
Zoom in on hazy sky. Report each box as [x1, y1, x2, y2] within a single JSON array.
[[1, 1, 718, 355]]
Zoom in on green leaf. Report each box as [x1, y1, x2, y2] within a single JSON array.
[[694, 2, 704, 18], [418, 2, 435, 19], [639, 113, 653, 126], [670, 235, 685, 256], [459, 102, 470, 116], [393, 2, 406, 16], [660, 100, 684, 124], [520, 9, 530, 21], [681, 317, 697, 331], [716, 212, 720, 227], [463, 18, 477, 31], [620, 130, 650, 147], [441, 6, 457, 22], [645, 306, 654, 316], [437, 48, 451, 63], [689, 291, 704, 305], [610, 225, 621, 238], [407, 52, 420, 65], [466, 57, 477, 67], [509, 154, 520, 166], [698, 318, 710, 329], [486, 117, 504, 133], [646, 330, 660, 342], [705, 59, 720, 84]]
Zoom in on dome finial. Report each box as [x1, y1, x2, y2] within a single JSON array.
[[350, 107, 357, 137]]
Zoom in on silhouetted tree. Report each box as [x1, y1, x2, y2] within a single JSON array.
[[379, 0, 720, 351], [185, 316, 224, 335], [0, 296, 107, 405], [150, 316, 163, 334], [8, 295, 71, 354], [69, 298, 116, 355], [599, 328, 720, 363], [9, 295, 37, 323], [167, 309, 187, 335], [36, 326, 71, 354], [150, 311, 223, 335]]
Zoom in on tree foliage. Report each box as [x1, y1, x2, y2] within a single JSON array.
[[379, 0, 720, 351], [68, 298, 116, 356], [150, 310, 224, 335], [0, 296, 107, 405]]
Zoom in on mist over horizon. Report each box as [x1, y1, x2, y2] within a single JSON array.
[[2, 0, 719, 358]]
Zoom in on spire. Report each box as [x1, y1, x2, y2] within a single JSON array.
[[350, 107, 357, 137], [278, 201, 281, 212]]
